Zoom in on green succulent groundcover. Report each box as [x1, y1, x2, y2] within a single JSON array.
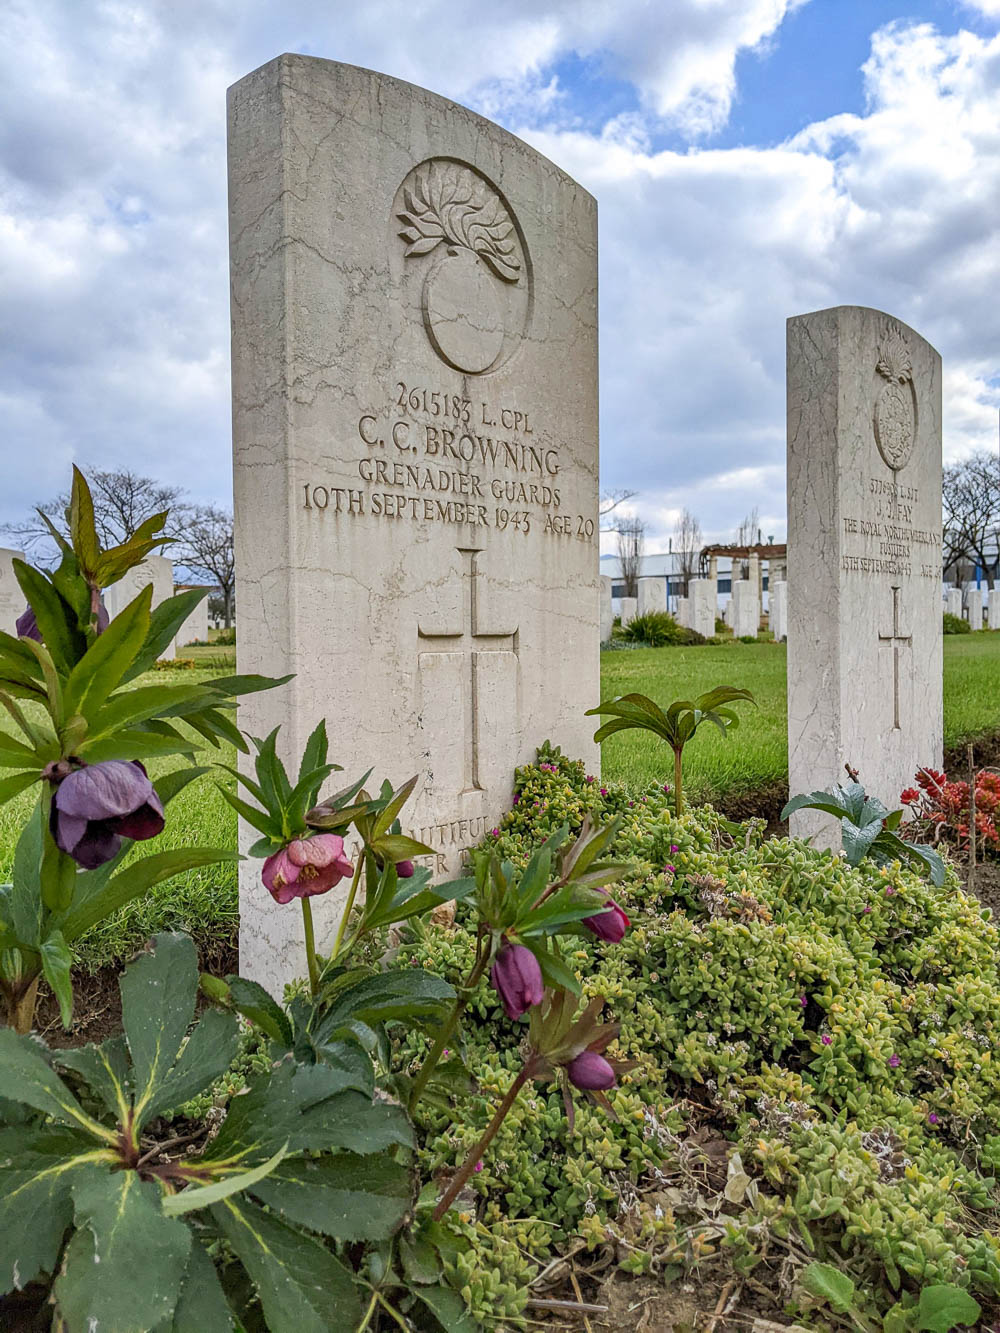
[[397, 746, 1000, 1327]]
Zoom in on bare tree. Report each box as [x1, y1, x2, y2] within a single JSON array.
[[733, 506, 760, 579], [616, 517, 645, 599], [3, 467, 188, 562], [599, 489, 638, 531], [942, 450, 1000, 581], [173, 505, 236, 628], [674, 508, 702, 595]]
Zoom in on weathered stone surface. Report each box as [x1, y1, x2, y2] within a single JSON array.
[[175, 593, 209, 650], [688, 578, 715, 639], [731, 581, 758, 638], [966, 587, 984, 631], [599, 576, 613, 643], [770, 579, 788, 642], [990, 586, 1000, 630], [619, 596, 637, 627], [787, 307, 942, 845], [229, 55, 599, 991], [0, 547, 24, 634], [105, 557, 176, 660], [946, 587, 963, 619], [675, 596, 690, 629], [637, 577, 666, 617]]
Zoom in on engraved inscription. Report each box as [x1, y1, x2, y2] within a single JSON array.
[[873, 325, 917, 472], [878, 586, 912, 730], [394, 159, 531, 376], [840, 476, 941, 579]]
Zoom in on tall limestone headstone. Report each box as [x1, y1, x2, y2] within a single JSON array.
[[946, 587, 963, 619], [637, 577, 666, 617], [175, 591, 210, 651], [105, 556, 176, 661], [0, 548, 25, 634], [966, 587, 984, 631], [989, 585, 1000, 630], [229, 55, 599, 991], [787, 307, 942, 844], [769, 579, 788, 642], [731, 581, 757, 638], [619, 596, 637, 627]]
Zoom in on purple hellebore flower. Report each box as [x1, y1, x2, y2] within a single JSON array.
[[50, 760, 164, 869], [491, 944, 544, 1020], [16, 605, 41, 641], [583, 890, 630, 943], [566, 1050, 617, 1091]]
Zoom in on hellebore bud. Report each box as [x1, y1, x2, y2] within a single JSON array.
[[565, 1050, 617, 1091], [490, 944, 544, 1020], [582, 890, 629, 943], [50, 760, 164, 869], [262, 833, 354, 905], [16, 605, 41, 642]]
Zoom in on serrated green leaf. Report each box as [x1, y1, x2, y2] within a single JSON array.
[[250, 1151, 411, 1241], [164, 1144, 288, 1216], [315, 970, 454, 1036], [212, 1195, 361, 1330], [121, 933, 198, 1128], [227, 976, 293, 1045], [162, 1237, 234, 1333], [0, 1029, 114, 1141], [145, 1008, 241, 1125], [0, 1128, 112, 1294], [56, 1171, 192, 1332], [55, 1036, 131, 1123]]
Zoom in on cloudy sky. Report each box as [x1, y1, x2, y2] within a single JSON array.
[[2, 0, 999, 554]]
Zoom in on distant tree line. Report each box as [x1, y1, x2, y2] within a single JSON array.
[[942, 449, 1000, 584]]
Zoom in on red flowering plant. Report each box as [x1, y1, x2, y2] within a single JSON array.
[[901, 766, 1000, 861]]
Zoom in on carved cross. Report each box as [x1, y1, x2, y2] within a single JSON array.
[[417, 548, 518, 794], [878, 585, 912, 730]]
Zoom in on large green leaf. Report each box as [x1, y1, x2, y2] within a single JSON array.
[[212, 1196, 361, 1331], [63, 584, 152, 717], [144, 1008, 241, 1125], [12, 560, 85, 674], [163, 1145, 288, 1217], [40, 929, 74, 1027], [250, 1151, 411, 1241], [0, 1029, 114, 1140], [121, 588, 206, 682], [162, 1237, 234, 1333], [59, 848, 238, 943], [120, 932, 198, 1129], [10, 801, 44, 947], [55, 1036, 131, 1123], [913, 1284, 981, 1332], [226, 976, 293, 1045], [86, 683, 209, 741], [0, 769, 41, 804], [0, 1128, 111, 1293], [315, 970, 455, 1036], [410, 1283, 479, 1333], [55, 1171, 192, 1332]]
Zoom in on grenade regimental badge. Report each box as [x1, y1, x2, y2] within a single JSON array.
[[395, 159, 531, 376], [873, 325, 917, 472]]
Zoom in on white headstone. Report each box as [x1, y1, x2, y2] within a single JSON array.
[[989, 586, 1000, 630], [229, 55, 599, 991], [770, 579, 788, 642], [688, 578, 715, 639], [946, 587, 963, 619], [619, 596, 637, 627], [0, 547, 25, 635], [675, 596, 690, 629], [731, 580, 758, 638], [966, 587, 984, 631], [599, 576, 613, 643], [105, 556, 176, 661], [787, 307, 942, 844], [175, 592, 210, 651], [637, 577, 666, 617]]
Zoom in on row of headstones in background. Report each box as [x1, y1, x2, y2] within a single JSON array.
[[229, 55, 600, 993], [1, 547, 207, 654], [945, 584, 999, 629]]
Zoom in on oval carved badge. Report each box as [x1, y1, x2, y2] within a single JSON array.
[[394, 159, 531, 376], [873, 325, 917, 472]]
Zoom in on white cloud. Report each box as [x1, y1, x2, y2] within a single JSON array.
[[1, 3, 999, 560]]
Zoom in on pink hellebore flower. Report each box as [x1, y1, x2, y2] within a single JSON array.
[[583, 890, 630, 943], [491, 944, 544, 1020], [566, 1050, 617, 1090], [262, 834, 354, 905]]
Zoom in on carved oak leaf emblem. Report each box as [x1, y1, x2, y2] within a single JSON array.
[[397, 161, 521, 282]]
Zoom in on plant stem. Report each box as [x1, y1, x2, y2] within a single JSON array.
[[301, 898, 319, 998], [9, 977, 40, 1034], [330, 852, 365, 961], [673, 747, 684, 818], [356, 1290, 379, 1333], [433, 1066, 531, 1221], [408, 943, 491, 1112]]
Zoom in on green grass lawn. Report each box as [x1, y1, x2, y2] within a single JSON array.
[[2, 632, 998, 972], [599, 632, 1000, 802]]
